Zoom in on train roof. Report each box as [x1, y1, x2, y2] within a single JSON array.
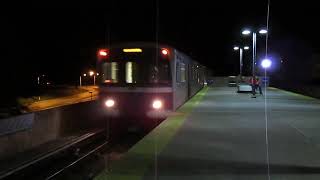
[[108, 41, 173, 49], [102, 41, 205, 67]]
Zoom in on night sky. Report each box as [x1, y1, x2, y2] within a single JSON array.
[[1, 1, 320, 97]]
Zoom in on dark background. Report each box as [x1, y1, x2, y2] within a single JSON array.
[[1, 1, 320, 100]]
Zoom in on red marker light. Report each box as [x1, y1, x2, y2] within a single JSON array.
[[161, 48, 169, 55], [98, 49, 108, 57]]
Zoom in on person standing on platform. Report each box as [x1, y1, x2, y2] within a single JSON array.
[[250, 76, 262, 95]]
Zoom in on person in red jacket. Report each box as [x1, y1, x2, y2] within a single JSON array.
[[250, 76, 262, 95]]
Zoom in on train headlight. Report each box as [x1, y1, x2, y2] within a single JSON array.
[[105, 99, 115, 108], [152, 100, 163, 110]]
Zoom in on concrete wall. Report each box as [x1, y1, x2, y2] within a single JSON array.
[[0, 100, 106, 160]]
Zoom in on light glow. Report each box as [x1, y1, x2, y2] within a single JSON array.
[[123, 48, 142, 53], [261, 59, 272, 69], [161, 48, 169, 55], [242, 29, 251, 35], [233, 46, 240, 51], [152, 100, 162, 110], [244, 46, 250, 50], [89, 71, 94, 76], [259, 29, 268, 34], [99, 49, 108, 56], [105, 99, 115, 108]]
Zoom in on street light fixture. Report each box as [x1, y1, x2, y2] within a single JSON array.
[[259, 29, 268, 34], [88, 70, 96, 86], [89, 71, 94, 76], [242, 29, 251, 35], [241, 27, 268, 98], [241, 28, 268, 86], [233, 45, 250, 78], [261, 58, 272, 69]]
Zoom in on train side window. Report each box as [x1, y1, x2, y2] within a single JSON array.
[[176, 62, 186, 83], [176, 63, 180, 82], [192, 65, 196, 80], [102, 62, 118, 83], [126, 62, 137, 83], [181, 63, 186, 82]]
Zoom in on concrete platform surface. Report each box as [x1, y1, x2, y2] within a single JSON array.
[[96, 86, 320, 180]]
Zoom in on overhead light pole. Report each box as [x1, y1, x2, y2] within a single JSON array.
[[89, 71, 96, 86], [233, 45, 250, 79], [241, 28, 268, 96]]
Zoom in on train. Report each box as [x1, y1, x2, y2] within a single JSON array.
[[96, 42, 206, 128]]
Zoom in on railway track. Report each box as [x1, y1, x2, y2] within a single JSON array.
[[0, 124, 151, 180], [0, 129, 108, 180]]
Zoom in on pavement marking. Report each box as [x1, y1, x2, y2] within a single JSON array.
[[269, 87, 317, 100], [94, 86, 209, 180]]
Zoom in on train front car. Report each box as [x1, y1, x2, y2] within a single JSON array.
[[97, 43, 173, 128]]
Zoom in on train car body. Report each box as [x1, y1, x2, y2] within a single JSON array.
[[96, 42, 205, 125]]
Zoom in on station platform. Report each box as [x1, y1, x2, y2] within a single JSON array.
[[95, 86, 320, 180]]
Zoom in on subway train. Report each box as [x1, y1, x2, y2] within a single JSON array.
[[96, 42, 205, 127]]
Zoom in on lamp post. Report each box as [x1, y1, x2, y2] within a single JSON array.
[[89, 71, 99, 86], [242, 28, 268, 77], [233, 46, 250, 79], [89, 71, 95, 86], [241, 28, 268, 96], [261, 58, 272, 92], [80, 73, 87, 87]]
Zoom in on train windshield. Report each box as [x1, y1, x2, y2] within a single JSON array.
[[99, 48, 171, 86]]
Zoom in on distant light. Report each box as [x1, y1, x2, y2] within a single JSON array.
[[242, 29, 251, 35], [233, 46, 240, 51], [99, 49, 108, 56], [89, 71, 94, 76], [152, 100, 163, 110], [261, 59, 272, 69], [259, 29, 268, 34], [96, 73, 99, 76], [161, 48, 169, 55], [105, 99, 115, 108], [244, 46, 250, 50], [123, 48, 142, 53], [104, 80, 112, 83], [83, 74, 87, 77]]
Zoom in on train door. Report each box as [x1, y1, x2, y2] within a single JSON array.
[[188, 63, 193, 98], [174, 54, 188, 109]]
